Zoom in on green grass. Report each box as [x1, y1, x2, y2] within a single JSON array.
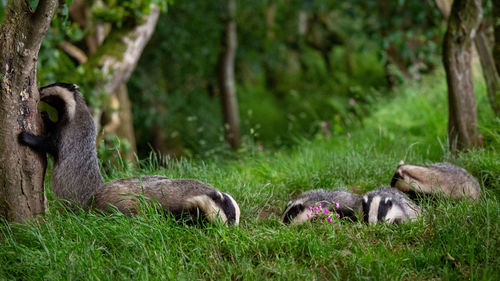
[[1, 71, 499, 280]]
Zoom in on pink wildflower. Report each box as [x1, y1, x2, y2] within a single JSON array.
[[258, 145, 263, 151], [349, 98, 356, 105], [306, 213, 311, 219], [335, 202, 340, 209], [313, 206, 319, 213], [336, 213, 341, 218], [323, 208, 329, 214], [308, 206, 312, 211], [337, 224, 341, 228], [318, 203, 322, 208], [327, 215, 333, 223]]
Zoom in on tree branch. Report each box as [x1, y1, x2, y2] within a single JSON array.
[[84, 5, 160, 132], [28, 0, 58, 50], [58, 40, 88, 64], [98, 6, 160, 94]]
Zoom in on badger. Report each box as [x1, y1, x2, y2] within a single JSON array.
[[19, 83, 104, 206], [362, 186, 421, 224], [390, 160, 481, 201], [19, 83, 240, 225], [281, 188, 363, 224], [93, 176, 240, 225]]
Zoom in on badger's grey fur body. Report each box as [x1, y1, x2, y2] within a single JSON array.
[[362, 186, 421, 224], [93, 176, 240, 225], [281, 189, 362, 224], [19, 83, 240, 225], [390, 161, 481, 201], [19, 83, 103, 206]]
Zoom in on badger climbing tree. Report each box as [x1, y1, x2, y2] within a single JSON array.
[[0, 0, 58, 222]]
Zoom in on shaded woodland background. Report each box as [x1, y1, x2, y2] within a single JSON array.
[[0, 0, 499, 222], [0, 3, 499, 278], [30, 0, 487, 161]]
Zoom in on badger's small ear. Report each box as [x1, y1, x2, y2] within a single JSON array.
[[398, 160, 405, 166], [384, 197, 392, 207], [363, 195, 368, 203], [208, 191, 224, 203]]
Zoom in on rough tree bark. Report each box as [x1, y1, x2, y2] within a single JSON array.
[[436, 0, 500, 116], [0, 0, 57, 222], [218, 0, 240, 149], [443, 0, 482, 150]]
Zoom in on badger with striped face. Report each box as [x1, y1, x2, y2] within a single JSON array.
[[281, 189, 363, 224], [391, 161, 481, 201], [19, 83, 104, 206], [362, 186, 421, 224], [93, 176, 240, 225], [19, 83, 240, 226]]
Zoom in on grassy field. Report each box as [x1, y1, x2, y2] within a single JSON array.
[[1, 72, 499, 280]]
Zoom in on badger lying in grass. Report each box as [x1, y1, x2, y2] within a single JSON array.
[[19, 83, 240, 226], [362, 186, 421, 224], [93, 176, 240, 225], [391, 161, 481, 201], [281, 189, 362, 224]]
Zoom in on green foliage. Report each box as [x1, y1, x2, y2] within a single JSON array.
[[0, 73, 499, 280], [130, 0, 393, 157], [93, 0, 171, 28], [0, 0, 5, 24], [37, 0, 172, 109], [129, 0, 225, 158]]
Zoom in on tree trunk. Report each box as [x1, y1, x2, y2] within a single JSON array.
[[475, 29, 500, 116], [67, 3, 157, 159], [436, 0, 500, 117], [82, 5, 160, 132], [101, 85, 137, 162], [218, 0, 240, 149], [443, 0, 482, 151], [0, 0, 57, 222]]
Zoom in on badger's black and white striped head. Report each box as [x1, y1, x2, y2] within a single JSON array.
[[281, 197, 314, 225], [39, 83, 80, 123], [281, 189, 362, 225], [362, 186, 421, 224], [362, 194, 405, 224], [186, 191, 241, 225]]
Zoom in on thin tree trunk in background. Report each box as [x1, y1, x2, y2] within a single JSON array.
[[475, 29, 500, 116], [100, 85, 137, 162], [0, 0, 57, 222], [219, 0, 240, 149], [114, 85, 137, 162], [443, 0, 482, 150], [266, 3, 276, 40], [435, 0, 500, 117]]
